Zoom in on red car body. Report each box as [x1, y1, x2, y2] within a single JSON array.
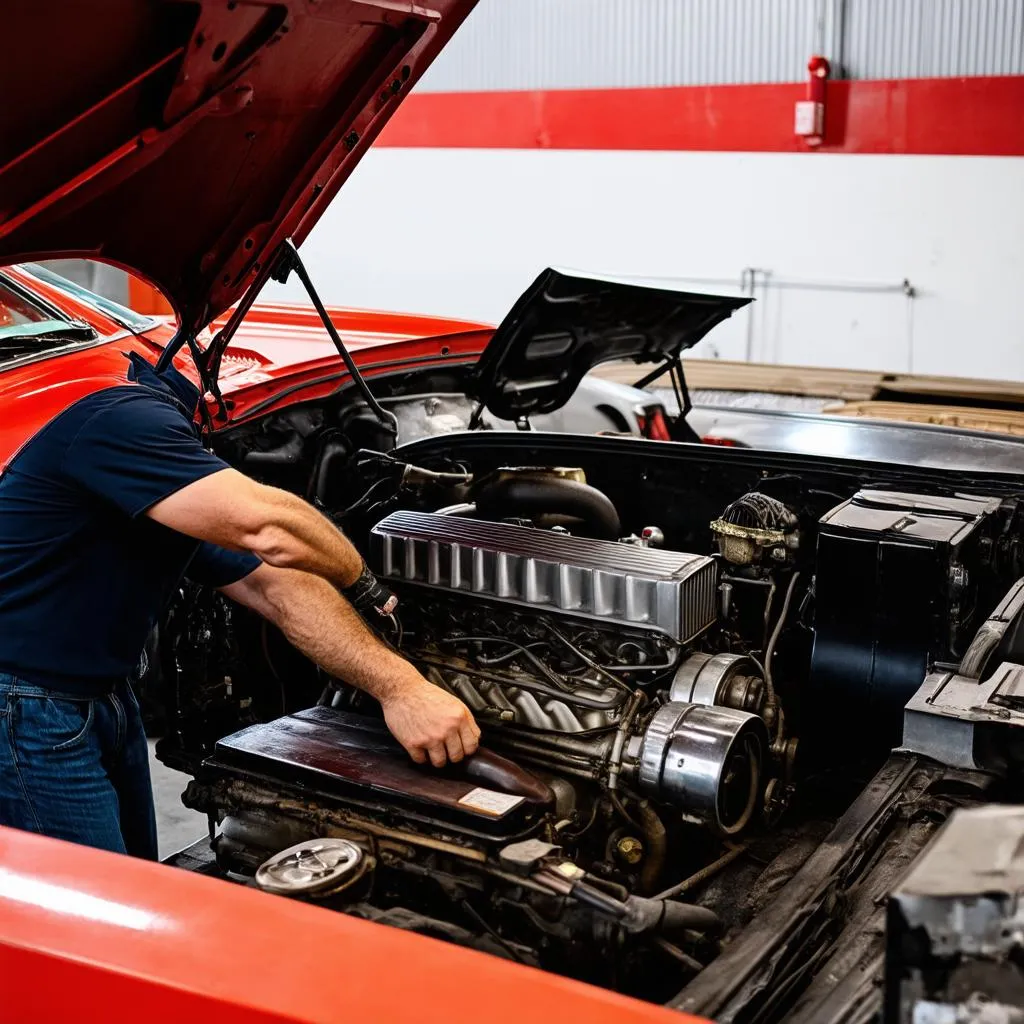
[[0, 824, 698, 1024], [0, 261, 492, 470], [0, 2, 712, 1017]]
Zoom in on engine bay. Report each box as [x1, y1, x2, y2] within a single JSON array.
[[155, 416, 1024, 1011]]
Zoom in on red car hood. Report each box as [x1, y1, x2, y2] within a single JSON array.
[[219, 301, 490, 373], [0, 0, 477, 336], [208, 301, 492, 391]]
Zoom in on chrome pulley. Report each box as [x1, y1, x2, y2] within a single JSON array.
[[631, 702, 768, 836], [669, 652, 767, 716], [255, 838, 371, 899]]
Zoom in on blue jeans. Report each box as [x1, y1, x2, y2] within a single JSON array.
[[0, 675, 157, 858]]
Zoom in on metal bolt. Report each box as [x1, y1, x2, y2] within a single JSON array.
[[640, 526, 665, 548], [616, 836, 644, 866], [949, 563, 969, 592]]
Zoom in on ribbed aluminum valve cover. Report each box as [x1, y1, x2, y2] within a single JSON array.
[[370, 511, 717, 643]]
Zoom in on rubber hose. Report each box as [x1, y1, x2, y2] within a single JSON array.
[[637, 800, 668, 896], [312, 437, 351, 507], [659, 901, 723, 937], [474, 477, 621, 539]]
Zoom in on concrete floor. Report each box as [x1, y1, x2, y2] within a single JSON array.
[[148, 740, 208, 859]]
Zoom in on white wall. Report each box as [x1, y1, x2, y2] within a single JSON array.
[[268, 148, 1024, 380]]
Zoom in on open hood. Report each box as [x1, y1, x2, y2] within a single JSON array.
[[469, 269, 752, 421], [0, 0, 477, 336]]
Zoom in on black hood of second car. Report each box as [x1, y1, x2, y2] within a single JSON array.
[[469, 268, 752, 421]]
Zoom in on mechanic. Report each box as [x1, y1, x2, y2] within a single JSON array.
[[0, 352, 480, 859]]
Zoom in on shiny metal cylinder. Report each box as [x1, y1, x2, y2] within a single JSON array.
[[632, 702, 767, 835], [669, 652, 766, 717]]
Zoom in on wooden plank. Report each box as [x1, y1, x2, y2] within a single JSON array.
[[594, 360, 882, 400], [880, 375, 1024, 405], [824, 400, 1024, 437], [594, 359, 1024, 407]]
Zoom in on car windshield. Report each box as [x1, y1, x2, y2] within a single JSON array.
[[0, 276, 97, 366], [21, 262, 157, 333]]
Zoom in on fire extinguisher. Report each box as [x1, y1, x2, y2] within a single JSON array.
[[794, 55, 830, 147]]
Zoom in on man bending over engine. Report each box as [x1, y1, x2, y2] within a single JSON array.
[[0, 353, 480, 859]]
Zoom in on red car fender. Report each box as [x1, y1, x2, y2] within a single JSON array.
[[0, 826, 708, 1024]]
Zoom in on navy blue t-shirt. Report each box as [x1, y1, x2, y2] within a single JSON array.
[[0, 353, 260, 695]]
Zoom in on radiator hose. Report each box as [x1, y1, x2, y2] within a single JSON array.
[[474, 475, 621, 539]]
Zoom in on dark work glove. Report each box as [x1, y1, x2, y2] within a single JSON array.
[[343, 564, 399, 619]]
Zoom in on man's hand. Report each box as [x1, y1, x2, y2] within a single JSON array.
[[380, 678, 481, 767], [222, 563, 480, 767]]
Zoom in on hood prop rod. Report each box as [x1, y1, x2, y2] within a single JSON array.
[[158, 239, 397, 436], [273, 240, 398, 438], [632, 353, 700, 443]]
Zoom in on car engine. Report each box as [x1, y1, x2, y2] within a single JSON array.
[[166, 455, 1016, 1004], [173, 466, 816, 997]]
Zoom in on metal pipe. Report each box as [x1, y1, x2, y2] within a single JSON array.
[[496, 727, 615, 762], [606, 269, 915, 296], [282, 240, 396, 434], [764, 571, 801, 716], [653, 844, 748, 902], [416, 653, 628, 713], [761, 579, 777, 654], [486, 740, 606, 779], [474, 475, 621, 540], [607, 690, 645, 792], [637, 801, 668, 895], [655, 938, 705, 975]]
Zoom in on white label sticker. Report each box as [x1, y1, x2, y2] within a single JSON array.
[[458, 787, 525, 817]]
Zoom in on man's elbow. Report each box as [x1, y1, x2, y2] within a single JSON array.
[[231, 488, 305, 566], [244, 521, 305, 568]]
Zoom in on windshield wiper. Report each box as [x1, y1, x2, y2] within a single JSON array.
[[0, 319, 97, 344], [0, 319, 99, 362]]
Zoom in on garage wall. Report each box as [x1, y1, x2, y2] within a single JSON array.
[[266, 147, 1021, 379], [260, 0, 1024, 379]]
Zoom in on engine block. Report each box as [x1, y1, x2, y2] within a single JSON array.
[[370, 511, 717, 643]]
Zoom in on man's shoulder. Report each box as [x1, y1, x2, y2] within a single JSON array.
[[62, 383, 191, 438], [71, 382, 175, 415], [10, 385, 191, 476], [7, 386, 139, 467]]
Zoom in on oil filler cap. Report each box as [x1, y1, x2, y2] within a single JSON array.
[[255, 839, 366, 897]]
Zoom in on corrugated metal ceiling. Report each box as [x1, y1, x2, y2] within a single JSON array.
[[417, 0, 1024, 92]]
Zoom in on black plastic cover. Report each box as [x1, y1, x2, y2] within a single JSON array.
[[809, 490, 999, 753], [206, 706, 552, 840], [469, 268, 751, 420]]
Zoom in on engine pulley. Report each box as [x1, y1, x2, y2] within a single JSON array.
[[669, 652, 767, 717], [629, 702, 767, 836]]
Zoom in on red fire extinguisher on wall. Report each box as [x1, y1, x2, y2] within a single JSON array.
[[794, 55, 830, 147]]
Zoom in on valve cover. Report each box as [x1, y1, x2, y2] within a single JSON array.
[[370, 511, 717, 643]]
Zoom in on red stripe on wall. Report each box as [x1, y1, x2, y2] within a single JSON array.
[[377, 76, 1024, 156]]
